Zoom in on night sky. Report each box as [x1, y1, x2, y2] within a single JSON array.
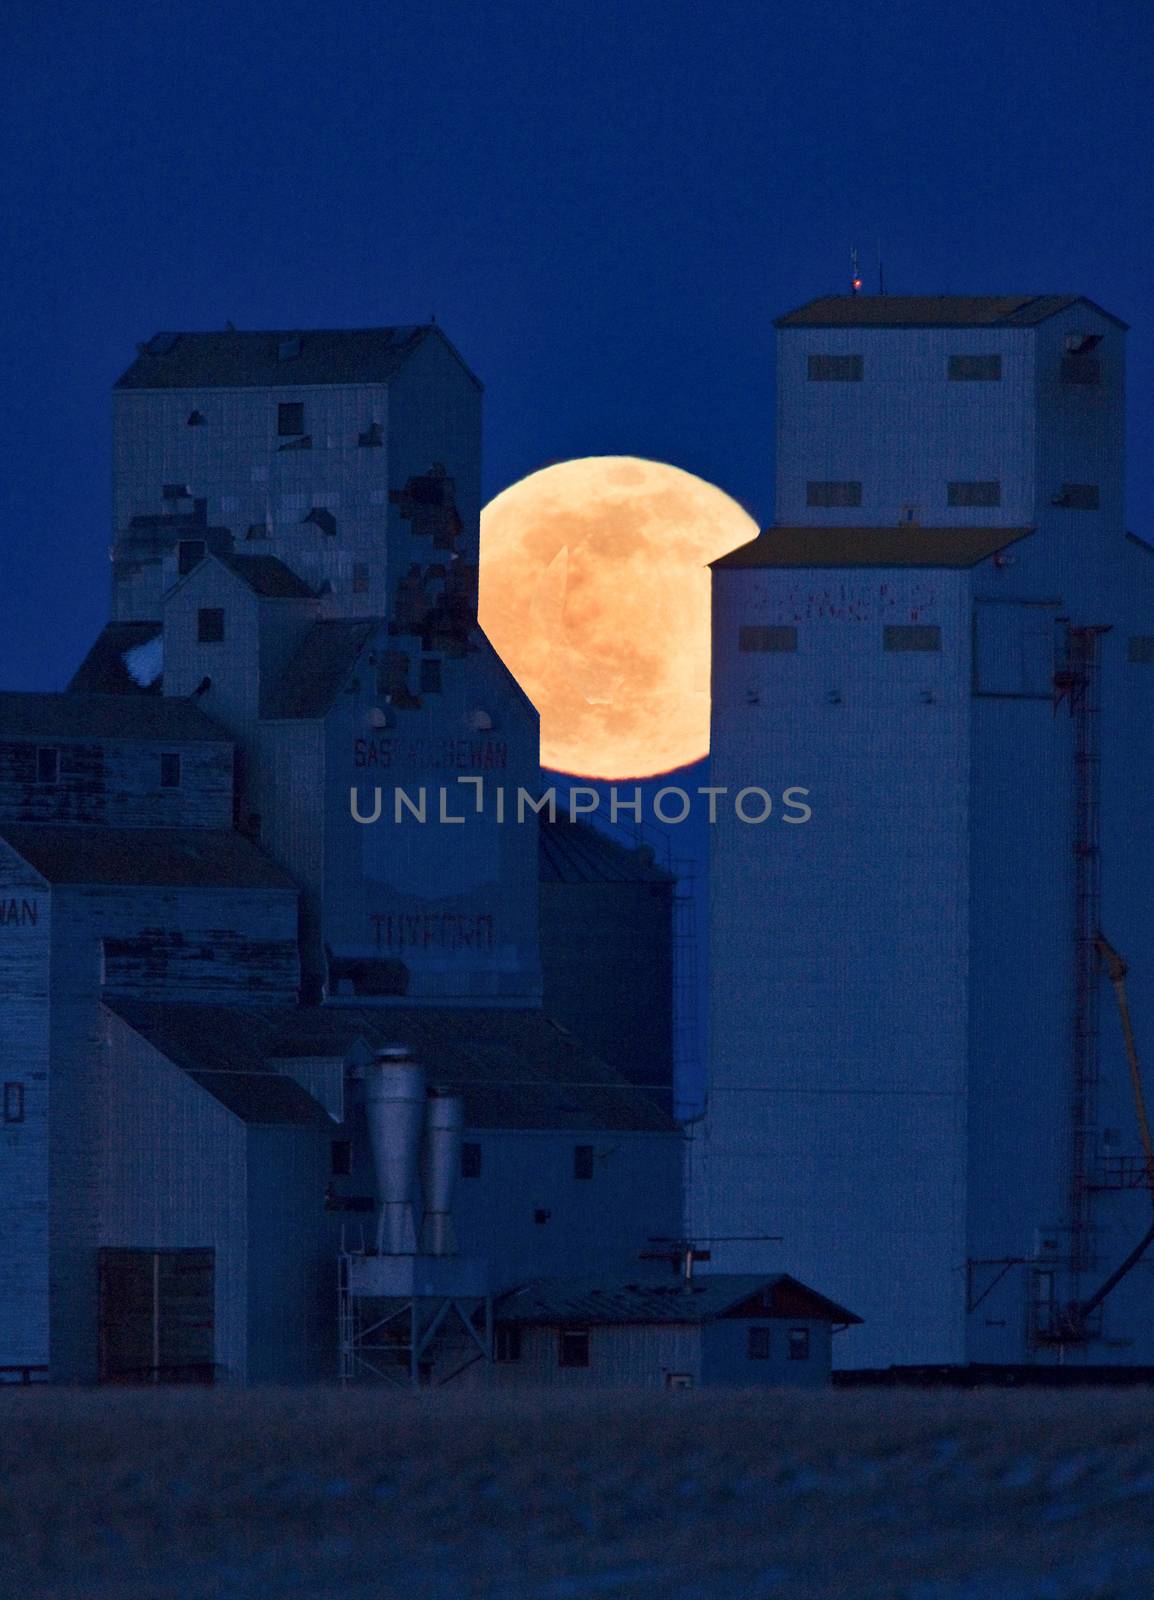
[[3, 0, 1153, 692]]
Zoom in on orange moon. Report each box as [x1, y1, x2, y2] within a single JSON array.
[[478, 457, 757, 779]]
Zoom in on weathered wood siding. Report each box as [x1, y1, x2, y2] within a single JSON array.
[[0, 737, 233, 829]]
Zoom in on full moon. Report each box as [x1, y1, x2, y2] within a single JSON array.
[[478, 458, 757, 779]]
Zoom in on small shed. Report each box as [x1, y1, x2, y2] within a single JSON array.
[[488, 1273, 861, 1388]]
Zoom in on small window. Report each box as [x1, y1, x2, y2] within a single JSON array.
[[533, 1207, 552, 1225], [494, 1325, 522, 1363], [3, 1082, 25, 1124], [35, 747, 59, 785], [304, 507, 337, 537], [573, 1144, 594, 1180], [747, 1326, 771, 1360], [358, 422, 383, 447], [419, 659, 442, 695], [1056, 483, 1100, 510], [788, 1326, 811, 1361], [740, 625, 797, 653], [163, 483, 191, 501], [947, 481, 1001, 507], [159, 753, 182, 789], [558, 1328, 590, 1368], [807, 353, 863, 381], [884, 625, 941, 652], [197, 608, 225, 644], [1128, 637, 1154, 664], [330, 1140, 352, 1177], [277, 401, 305, 437], [948, 354, 1002, 381], [352, 563, 370, 595], [186, 410, 205, 427], [177, 540, 206, 576], [460, 1141, 482, 1179], [1061, 355, 1101, 385], [806, 480, 862, 508]]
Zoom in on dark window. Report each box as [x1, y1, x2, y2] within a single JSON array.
[[330, 1140, 352, 1177], [806, 480, 862, 508], [747, 1326, 771, 1360], [303, 507, 337, 537], [807, 353, 862, 381], [277, 401, 305, 436], [948, 481, 1001, 507], [3, 1082, 25, 1124], [35, 747, 59, 784], [460, 1141, 482, 1179], [197, 608, 225, 644], [558, 1328, 590, 1368], [1057, 483, 1100, 510], [1061, 355, 1101, 385], [533, 1207, 552, 1225], [1128, 637, 1154, 664], [788, 1327, 811, 1361], [358, 422, 383, 447], [948, 354, 1002, 381], [884, 625, 941, 652], [186, 410, 205, 427], [177, 540, 206, 576], [494, 1325, 522, 1363], [419, 659, 442, 694], [163, 483, 191, 501], [740, 625, 797, 653], [352, 563, 370, 594], [573, 1144, 594, 1180], [159, 753, 182, 789]]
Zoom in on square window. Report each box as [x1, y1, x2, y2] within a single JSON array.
[[494, 1325, 522, 1363], [747, 1326, 771, 1360], [352, 563, 370, 595], [948, 354, 1002, 381], [460, 1141, 482, 1179], [806, 480, 862, 508], [884, 625, 941, 652], [197, 608, 225, 644], [947, 481, 1001, 507], [558, 1328, 590, 1368], [807, 353, 863, 381], [788, 1327, 811, 1361], [1057, 483, 1100, 510], [740, 625, 797, 653], [331, 1140, 352, 1177], [36, 747, 59, 785], [277, 402, 305, 437], [3, 1082, 24, 1124], [419, 659, 442, 694], [573, 1144, 594, 1180], [160, 753, 182, 789]]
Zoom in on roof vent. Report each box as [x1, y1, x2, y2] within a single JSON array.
[[467, 708, 493, 732]]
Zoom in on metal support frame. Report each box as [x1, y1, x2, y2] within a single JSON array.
[[338, 1255, 493, 1387]]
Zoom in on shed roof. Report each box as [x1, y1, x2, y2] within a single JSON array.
[[68, 623, 164, 697], [775, 294, 1127, 330], [216, 554, 317, 599], [261, 619, 378, 719], [495, 1273, 861, 1326], [104, 999, 677, 1133], [115, 325, 479, 389], [0, 691, 227, 742], [712, 526, 1032, 570], [182, 1069, 330, 1125], [0, 826, 296, 889], [539, 818, 674, 884]]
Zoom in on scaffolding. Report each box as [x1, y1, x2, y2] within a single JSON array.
[[338, 1254, 492, 1387]]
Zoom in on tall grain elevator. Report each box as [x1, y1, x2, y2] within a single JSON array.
[[695, 294, 1154, 1369]]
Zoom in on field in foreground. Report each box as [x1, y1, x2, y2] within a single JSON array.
[[3, 1387, 1154, 1599]]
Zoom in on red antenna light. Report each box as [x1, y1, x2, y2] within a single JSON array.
[[851, 245, 862, 295]]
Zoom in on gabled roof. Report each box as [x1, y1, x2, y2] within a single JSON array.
[[0, 691, 227, 742], [104, 1000, 677, 1133], [114, 325, 479, 389], [775, 294, 1127, 330], [712, 526, 1033, 570], [216, 553, 317, 599], [539, 818, 674, 885], [494, 1273, 861, 1326], [0, 826, 296, 890], [69, 622, 164, 697], [261, 619, 378, 719]]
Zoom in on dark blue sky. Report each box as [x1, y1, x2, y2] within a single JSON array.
[[2, 0, 1152, 690]]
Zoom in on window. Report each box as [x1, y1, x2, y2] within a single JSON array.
[[947, 481, 1001, 507], [35, 747, 59, 784], [948, 354, 1002, 381], [419, 659, 443, 694], [1056, 483, 1100, 510], [788, 1327, 811, 1361], [331, 1140, 352, 1177], [740, 625, 797, 653], [186, 410, 205, 427], [277, 401, 305, 437], [178, 540, 206, 576], [884, 625, 941, 652], [806, 481, 862, 508], [304, 507, 337, 537], [358, 422, 383, 447], [558, 1328, 590, 1368], [460, 1141, 482, 1179], [1128, 637, 1154, 664], [747, 1326, 771, 1360], [352, 563, 370, 595], [807, 353, 862, 381], [3, 1082, 25, 1124], [197, 608, 225, 644], [159, 753, 182, 789], [573, 1144, 594, 1180], [494, 1325, 522, 1363]]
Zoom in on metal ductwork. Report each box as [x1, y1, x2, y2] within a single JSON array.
[[364, 1046, 426, 1255], [420, 1090, 465, 1257]]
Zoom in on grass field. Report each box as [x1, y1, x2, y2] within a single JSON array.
[[4, 1387, 1154, 1598]]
